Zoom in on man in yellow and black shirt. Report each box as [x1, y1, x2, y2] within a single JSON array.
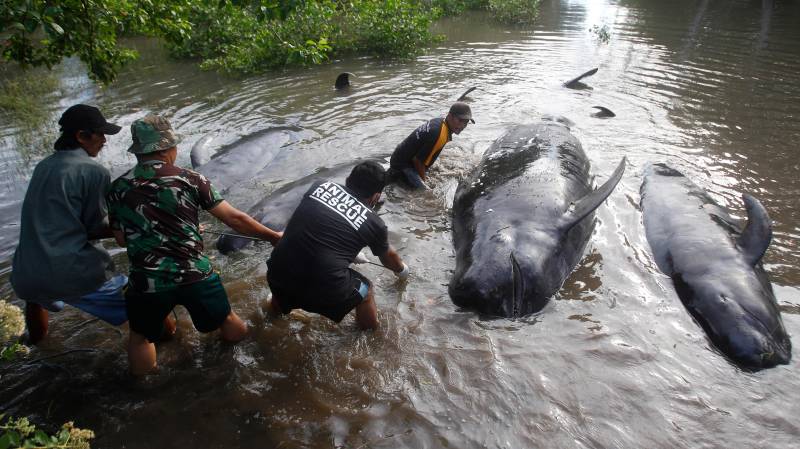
[[388, 102, 474, 189]]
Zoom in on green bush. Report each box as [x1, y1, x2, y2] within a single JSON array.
[[428, 0, 488, 17], [488, 0, 540, 24], [0, 415, 94, 449], [1, 0, 542, 81], [339, 0, 437, 57], [0, 0, 139, 83], [195, 0, 438, 73], [199, 0, 337, 73]]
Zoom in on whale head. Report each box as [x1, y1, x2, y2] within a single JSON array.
[[673, 268, 792, 369], [449, 228, 569, 317]]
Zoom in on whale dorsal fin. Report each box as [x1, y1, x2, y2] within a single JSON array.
[[738, 193, 772, 265], [558, 157, 626, 232]]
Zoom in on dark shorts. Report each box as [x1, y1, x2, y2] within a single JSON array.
[[268, 269, 370, 323], [125, 273, 231, 342]]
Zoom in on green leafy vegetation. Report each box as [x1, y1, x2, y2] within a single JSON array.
[[0, 0, 140, 83], [0, 415, 94, 449], [590, 24, 611, 44], [488, 0, 540, 24], [1, 0, 542, 81], [1, 303, 92, 449], [0, 66, 59, 159], [0, 300, 25, 346]]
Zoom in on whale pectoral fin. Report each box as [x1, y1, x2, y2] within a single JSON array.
[[738, 193, 772, 265], [457, 86, 477, 102], [558, 157, 626, 232], [564, 67, 598, 87]]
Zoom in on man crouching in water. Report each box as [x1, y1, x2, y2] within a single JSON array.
[[107, 114, 282, 375], [266, 161, 408, 329]]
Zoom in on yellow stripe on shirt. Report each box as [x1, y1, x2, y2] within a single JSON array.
[[423, 120, 450, 167]]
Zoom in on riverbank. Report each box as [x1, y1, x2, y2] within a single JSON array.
[[1, 0, 541, 83]]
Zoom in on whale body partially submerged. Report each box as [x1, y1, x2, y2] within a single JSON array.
[[449, 121, 625, 317], [215, 163, 359, 254], [641, 163, 791, 369], [190, 126, 308, 193]]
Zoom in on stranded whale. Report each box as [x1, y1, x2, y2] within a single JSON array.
[[449, 121, 625, 317], [215, 163, 360, 254], [640, 163, 791, 369]]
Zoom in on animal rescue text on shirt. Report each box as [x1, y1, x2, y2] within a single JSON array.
[[309, 182, 371, 230]]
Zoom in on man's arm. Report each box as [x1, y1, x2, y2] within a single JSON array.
[[87, 223, 115, 240], [411, 157, 427, 180], [112, 229, 126, 247], [378, 246, 407, 276], [208, 200, 282, 246]]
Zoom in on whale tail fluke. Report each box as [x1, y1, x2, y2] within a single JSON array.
[[739, 193, 773, 266], [558, 157, 626, 233]]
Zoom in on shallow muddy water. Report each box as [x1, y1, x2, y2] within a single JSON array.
[[1, 1, 799, 447]]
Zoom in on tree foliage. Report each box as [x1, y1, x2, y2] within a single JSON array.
[[0, 0, 142, 83], [1, 0, 541, 83]]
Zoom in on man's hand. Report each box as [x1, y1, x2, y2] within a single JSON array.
[[395, 262, 409, 281]]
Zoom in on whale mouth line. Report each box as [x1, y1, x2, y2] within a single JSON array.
[[510, 252, 523, 317]]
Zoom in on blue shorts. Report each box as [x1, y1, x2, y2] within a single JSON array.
[[29, 274, 128, 326], [400, 167, 427, 189], [387, 167, 427, 189]]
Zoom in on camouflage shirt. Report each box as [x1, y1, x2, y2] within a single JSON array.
[[106, 160, 223, 293]]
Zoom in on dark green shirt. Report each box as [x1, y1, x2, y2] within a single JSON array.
[[107, 161, 223, 293], [11, 149, 112, 301]]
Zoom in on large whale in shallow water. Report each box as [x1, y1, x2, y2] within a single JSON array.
[[449, 121, 626, 317], [640, 163, 791, 369], [215, 163, 358, 254], [190, 126, 309, 193]]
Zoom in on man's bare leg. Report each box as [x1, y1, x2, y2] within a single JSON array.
[[25, 302, 49, 344], [128, 330, 157, 376], [219, 311, 247, 342], [355, 286, 378, 330], [159, 314, 177, 341]]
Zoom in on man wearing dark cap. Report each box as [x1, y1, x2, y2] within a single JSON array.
[[107, 114, 283, 375], [388, 101, 474, 189], [11, 104, 128, 343], [266, 161, 408, 330]]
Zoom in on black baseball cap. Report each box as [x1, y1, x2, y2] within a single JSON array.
[[449, 102, 475, 124], [54, 104, 121, 147]]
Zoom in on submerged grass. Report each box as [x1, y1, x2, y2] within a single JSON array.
[[0, 64, 60, 161]]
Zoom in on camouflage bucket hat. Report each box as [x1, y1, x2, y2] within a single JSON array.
[[128, 114, 182, 154]]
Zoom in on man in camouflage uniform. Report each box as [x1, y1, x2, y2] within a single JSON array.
[[107, 114, 282, 376]]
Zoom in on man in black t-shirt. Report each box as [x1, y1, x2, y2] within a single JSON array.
[[388, 102, 474, 189], [266, 161, 407, 329]]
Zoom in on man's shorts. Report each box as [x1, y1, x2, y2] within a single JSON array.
[[124, 273, 231, 342], [268, 269, 370, 323], [387, 167, 427, 189], [29, 274, 129, 326]]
